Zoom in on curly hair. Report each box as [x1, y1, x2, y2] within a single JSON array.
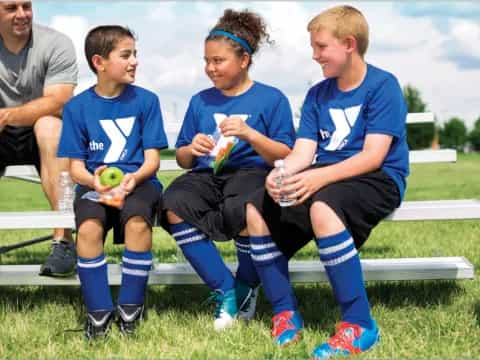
[[206, 9, 273, 67]]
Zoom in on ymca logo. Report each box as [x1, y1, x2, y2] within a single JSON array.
[[322, 105, 362, 151], [99, 116, 135, 163], [213, 113, 249, 125]]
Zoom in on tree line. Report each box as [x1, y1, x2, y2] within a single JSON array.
[[404, 85, 479, 152]]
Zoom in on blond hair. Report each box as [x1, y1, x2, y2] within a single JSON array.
[[307, 5, 369, 57]]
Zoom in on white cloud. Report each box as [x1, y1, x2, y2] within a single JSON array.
[[42, 1, 480, 135]]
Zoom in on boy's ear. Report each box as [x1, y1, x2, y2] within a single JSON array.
[[92, 54, 105, 72], [344, 35, 357, 54]]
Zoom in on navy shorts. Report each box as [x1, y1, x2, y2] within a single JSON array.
[[0, 126, 40, 174], [248, 166, 401, 258], [75, 181, 162, 244], [163, 167, 269, 241]]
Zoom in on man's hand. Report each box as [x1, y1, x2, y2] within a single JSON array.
[[0, 109, 10, 133]]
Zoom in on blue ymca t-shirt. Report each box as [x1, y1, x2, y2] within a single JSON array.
[[176, 81, 296, 171], [297, 64, 409, 200], [57, 84, 169, 190]]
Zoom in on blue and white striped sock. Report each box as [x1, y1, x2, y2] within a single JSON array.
[[171, 222, 234, 292], [316, 229, 373, 329], [118, 249, 153, 305], [235, 236, 260, 287], [77, 253, 113, 312], [250, 235, 297, 314]]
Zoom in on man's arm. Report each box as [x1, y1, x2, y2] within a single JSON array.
[[0, 83, 75, 128]]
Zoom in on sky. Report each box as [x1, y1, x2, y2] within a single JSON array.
[[33, 1, 480, 147]]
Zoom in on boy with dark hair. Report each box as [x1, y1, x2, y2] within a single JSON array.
[[245, 5, 409, 358], [57, 25, 168, 340]]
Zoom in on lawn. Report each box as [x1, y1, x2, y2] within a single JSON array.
[[0, 154, 478, 359]]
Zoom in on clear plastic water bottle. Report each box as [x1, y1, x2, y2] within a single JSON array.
[[58, 171, 74, 213], [273, 159, 296, 207]]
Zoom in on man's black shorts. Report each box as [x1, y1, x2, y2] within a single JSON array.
[[74, 181, 162, 244], [0, 126, 40, 174]]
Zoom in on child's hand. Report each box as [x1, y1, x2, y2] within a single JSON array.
[[190, 133, 215, 157], [281, 168, 325, 205], [265, 169, 282, 203], [93, 165, 113, 194], [219, 116, 252, 140], [119, 173, 136, 195]]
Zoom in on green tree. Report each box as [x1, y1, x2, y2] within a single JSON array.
[[468, 117, 480, 151], [438, 117, 468, 152], [403, 85, 435, 149]]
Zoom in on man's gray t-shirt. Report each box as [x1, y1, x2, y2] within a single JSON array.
[[0, 23, 78, 137]]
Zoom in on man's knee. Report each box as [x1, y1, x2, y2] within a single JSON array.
[[34, 115, 62, 148]]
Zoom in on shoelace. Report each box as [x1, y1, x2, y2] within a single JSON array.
[[51, 241, 74, 259], [205, 290, 225, 318], [328, 322, 362, 354], [271, 312, 294, 337]]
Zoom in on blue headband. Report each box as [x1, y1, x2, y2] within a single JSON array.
[[208, 30, 253, 54]]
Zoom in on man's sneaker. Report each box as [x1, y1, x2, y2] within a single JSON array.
[[117, 304, 145, 336], [39, 240, 76, 277], [235, 280, 258, 321], [85, 310, 115, 340], [272, 310, 303, 346], [311, 321, 380, 359], [211, 289, 238, 331]]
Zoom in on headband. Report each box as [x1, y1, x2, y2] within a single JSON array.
[[208, 30, 253, 54]]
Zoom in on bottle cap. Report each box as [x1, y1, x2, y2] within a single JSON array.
[[274, 159, 285, 168]]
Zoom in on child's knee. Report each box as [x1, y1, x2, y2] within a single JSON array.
[[245, 203, 269, 234], [310, 201, 344, 235], [77, 219, 103, 243], [166, 209, 183, 224], [125, 216, 150, 235]]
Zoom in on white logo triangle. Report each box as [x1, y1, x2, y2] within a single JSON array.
[[115, 116, 135, 137]]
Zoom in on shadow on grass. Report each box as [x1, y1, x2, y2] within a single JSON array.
[[0, 279, 465, 332], [475, 301, 480, 327]]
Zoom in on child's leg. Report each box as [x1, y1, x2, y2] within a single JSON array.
[[246, 204, 302, 346], [234, 231, 260, 287], [310, 201, 372, 329], [76, 219, 113, 313], [246, 204, 296, 314], [119, 216, 153, 307], [168, 210, 237, 330], [167, 210, 235, 292], [234, 231, 260, 321]]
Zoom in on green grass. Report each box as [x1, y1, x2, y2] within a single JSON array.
[[0, 155, 479, 359]]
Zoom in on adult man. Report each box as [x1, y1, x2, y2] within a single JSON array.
[[0, 1, 78, 276]]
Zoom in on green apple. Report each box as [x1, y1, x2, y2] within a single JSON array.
[[100, 166, 124, 187]]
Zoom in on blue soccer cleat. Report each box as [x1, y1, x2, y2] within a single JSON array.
[[311, 320, 380, 359], [271, 310, 303, 346]]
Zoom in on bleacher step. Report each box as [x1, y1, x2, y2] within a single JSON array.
[[0, 257, 473, 286]]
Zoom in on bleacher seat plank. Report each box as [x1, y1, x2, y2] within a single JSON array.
[[409, 149, 457, 163], [0, 257, 473, 286], [1, 199, 479, 230]]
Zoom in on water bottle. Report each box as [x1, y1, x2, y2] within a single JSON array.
[[58, 171, 74, 213], [273, 159, 296, 207]]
